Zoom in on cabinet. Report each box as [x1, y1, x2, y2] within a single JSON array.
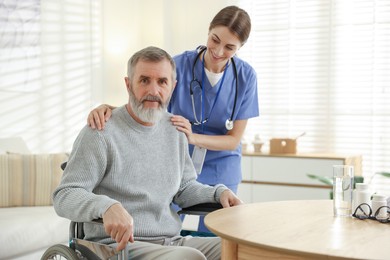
[[237, 153, 362, 203]]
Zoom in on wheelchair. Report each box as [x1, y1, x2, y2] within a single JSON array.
[[41, 162, 222, 259], [41, 203, 221, 260], [41, 218, 128, 260]]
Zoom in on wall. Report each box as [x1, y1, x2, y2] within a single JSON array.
[[101, 0, 234, 106], [0, 0, 235, 153], [0, 0, 103, 153]]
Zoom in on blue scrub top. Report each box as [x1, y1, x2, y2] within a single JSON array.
[[169, 48, 259, 186]]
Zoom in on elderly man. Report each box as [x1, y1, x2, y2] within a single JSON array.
[[53, 46, 242, 260]]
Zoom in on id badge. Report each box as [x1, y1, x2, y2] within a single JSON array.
[[191, 146, 207, 175]]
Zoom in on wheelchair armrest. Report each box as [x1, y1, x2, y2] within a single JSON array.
[[70, 219, 104, 241], [177, 203, 223, 216], [70, 218, 128, 260], [60, 161, 67, 170], [91, 218, 103, 224]]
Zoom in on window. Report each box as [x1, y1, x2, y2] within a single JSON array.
[[0, 0, 102, 152], [238, 0, 390, 193]]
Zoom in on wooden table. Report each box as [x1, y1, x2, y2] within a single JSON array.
[[205, 200, 390, 260]]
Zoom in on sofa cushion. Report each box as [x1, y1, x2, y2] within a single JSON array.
[[0, 153, 68, 207], [0, 137, 31, 154], [0, 206, 70, 259]]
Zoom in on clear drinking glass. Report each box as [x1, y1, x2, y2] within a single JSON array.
[[333, 165, 354, 217]]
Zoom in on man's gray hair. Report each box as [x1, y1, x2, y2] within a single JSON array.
[[127, 46, 176, 82]]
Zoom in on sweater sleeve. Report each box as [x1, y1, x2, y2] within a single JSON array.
[[172, 134, 229, 207], [52, 126, 119, 222]]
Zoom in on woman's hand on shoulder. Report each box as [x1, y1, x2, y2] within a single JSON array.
[[170, 115, 195, 144], [88, 104, 113, 130]]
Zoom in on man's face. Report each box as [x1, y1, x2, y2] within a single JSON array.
[[125, 59, 176, 125]]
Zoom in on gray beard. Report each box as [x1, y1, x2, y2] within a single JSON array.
[[128, 88, 167, 124]]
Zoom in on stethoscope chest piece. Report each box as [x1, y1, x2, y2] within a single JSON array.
[[190, 46, 238, 131], [225, 119, 234, 131]]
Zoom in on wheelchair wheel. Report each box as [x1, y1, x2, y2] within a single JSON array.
[[41, 244, 79, 260]]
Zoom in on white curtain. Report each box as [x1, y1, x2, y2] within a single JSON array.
[[0, 0, 102, 152], [238, 0, 390, 194]]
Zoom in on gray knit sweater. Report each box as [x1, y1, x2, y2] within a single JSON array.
[[53, 105, 227, 243]]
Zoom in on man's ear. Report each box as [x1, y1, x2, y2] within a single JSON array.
[[124, 77, 131, 93]]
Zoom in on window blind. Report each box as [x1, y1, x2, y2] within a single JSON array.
[[237, 0, 390, 194], [0, 0, 102, 152]]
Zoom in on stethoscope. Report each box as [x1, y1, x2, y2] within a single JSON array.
[[190, 46, 238, 131]]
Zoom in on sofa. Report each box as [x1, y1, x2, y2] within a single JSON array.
[[0, 150, 70, 259]]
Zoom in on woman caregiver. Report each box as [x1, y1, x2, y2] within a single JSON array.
[[87, 6, 259, 232]]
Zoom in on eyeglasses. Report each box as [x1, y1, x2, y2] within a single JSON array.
[[352, 203, 390, 223]]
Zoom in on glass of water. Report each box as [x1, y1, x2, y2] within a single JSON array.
[[333, 165, 354, 217]]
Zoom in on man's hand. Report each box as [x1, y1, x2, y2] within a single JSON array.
[[103, 203, 134, 251], [219, 189, 243, 208]]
